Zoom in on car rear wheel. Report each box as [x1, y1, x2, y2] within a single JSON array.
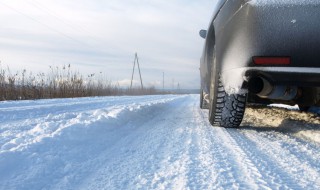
[[208, 65, 247, 128], [200, 89, 209, 109]]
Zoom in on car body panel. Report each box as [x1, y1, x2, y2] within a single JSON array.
[[200, 0, 227, 94], [200, 0, 320, 96]]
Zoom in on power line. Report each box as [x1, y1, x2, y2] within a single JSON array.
[[26, 0, 99, 39], [0, 1, 91, 48]]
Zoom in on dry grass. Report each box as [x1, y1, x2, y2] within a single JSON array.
[[0, 64, 158, 101]]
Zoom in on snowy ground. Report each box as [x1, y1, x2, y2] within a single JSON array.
[[0, 95, 319, 190]]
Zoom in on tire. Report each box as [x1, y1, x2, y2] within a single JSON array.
[[200, 89, 209, 109], [200, 89, 204, 109], [208, 66, 247, 128], [298, 104, 310, 112]]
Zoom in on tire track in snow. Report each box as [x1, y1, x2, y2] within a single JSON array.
[[78, 96, 193, 190], [241, 106, 320, 189], [238, 129, 320, 189], [225, 129, 303, 189], [260, 132, 320, 171], [169, 97, 270, 189], [181, 102, 218, 190], [197, 104, 319, 189], [200, 116, 271, 189]]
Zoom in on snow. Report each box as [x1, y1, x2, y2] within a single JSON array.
[[269, 103, 299, 110], [0, 95, 320, 189]]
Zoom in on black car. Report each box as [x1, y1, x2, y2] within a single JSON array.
[[200, 0, 320, 127]]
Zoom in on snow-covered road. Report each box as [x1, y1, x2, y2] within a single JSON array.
[[0, 95, 319, 190]]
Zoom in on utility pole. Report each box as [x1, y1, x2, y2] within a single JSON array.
[[172, 78, 175, 93], [130, 55, 136, 89], [130, 53, 144, 89], [162, 72, 164, 93]]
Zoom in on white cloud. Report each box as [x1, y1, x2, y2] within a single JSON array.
[[0, 0, 216, 89]]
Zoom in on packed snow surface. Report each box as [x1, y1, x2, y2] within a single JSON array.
[[0, 95, 319, 189]]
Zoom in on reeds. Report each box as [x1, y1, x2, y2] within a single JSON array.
[[0, 64, 157, 101]]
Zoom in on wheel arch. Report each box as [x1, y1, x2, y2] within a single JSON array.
[[203, 26, 216, 94]]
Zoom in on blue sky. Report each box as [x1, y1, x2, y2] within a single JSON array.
[[0, 0, 216, 89]]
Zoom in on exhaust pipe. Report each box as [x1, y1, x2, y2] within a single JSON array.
[[248, 77, 298, 101]]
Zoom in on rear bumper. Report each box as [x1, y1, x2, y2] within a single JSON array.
[[244, 67, 320, 87], [221, 67, 320, 94]]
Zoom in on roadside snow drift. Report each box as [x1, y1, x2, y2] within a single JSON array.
[[0, 95, 319, 189]]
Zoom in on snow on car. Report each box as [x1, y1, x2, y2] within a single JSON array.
[[199, 0, 320, 128]]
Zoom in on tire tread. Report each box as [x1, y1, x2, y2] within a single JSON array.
[[211, 77, 246, 128]]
